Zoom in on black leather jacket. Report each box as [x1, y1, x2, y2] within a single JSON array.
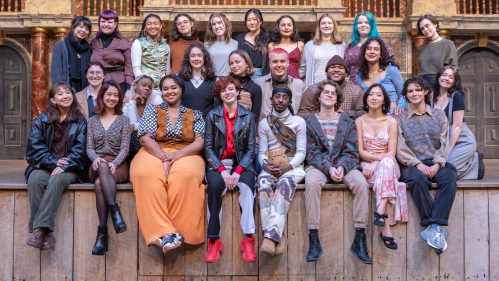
[[204, 104, 256, 174], [25, 113, 88, 183]]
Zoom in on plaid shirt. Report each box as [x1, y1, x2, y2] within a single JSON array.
[[297, 81, 365, 119]]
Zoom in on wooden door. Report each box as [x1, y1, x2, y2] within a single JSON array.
[[0, 46, 29, 159], [459, 48, 499, 159]]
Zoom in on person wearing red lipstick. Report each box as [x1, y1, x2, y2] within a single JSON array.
[[268, 15, 304, 79]]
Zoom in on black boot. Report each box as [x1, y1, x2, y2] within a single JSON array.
[[109, 204, 127, 234], [350, 230, 372, 264], [306, 231, 323, 262], [92, 226, 109, 255]]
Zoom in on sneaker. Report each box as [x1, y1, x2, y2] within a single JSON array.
[[421, 224, 448, 241], [161, 234, 182, 255], [426, 225, 447, 253], [206, 238, 224, 263], [173, 233, 185, 246], [239, 237, 257, 263], [150, 237, 163, 249]]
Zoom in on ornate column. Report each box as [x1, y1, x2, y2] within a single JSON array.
[[439, 29, 451, 40], [30, 27, 50, 122], [410, 30, 428, 76], [53, 27, 69, 42]]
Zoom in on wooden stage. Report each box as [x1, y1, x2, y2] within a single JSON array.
[[0, 160, 498, 281]]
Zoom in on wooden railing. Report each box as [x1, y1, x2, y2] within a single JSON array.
[[456, 0, 498, 14], [0, 0, 24, 12], [169, 0, 316, 5], [76, 0, 144, 17], [342, 0, 406, 17]]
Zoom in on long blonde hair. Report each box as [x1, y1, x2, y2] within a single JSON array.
[[313, 13, 342, 45]]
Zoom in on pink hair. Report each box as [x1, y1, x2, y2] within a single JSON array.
[[96, 10, 121, 38], [268, 48, 289, 60]]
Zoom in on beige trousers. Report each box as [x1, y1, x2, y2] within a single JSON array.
[[304, 166, 369, 229]]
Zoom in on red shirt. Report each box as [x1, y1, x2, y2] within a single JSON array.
[[218, 107, 244, 175]]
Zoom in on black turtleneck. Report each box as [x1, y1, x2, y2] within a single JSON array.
[[101, 31, 117, 49], [232, 74, 262, 122], [181, 35, 198, 42], [271, 73, 289, 89]]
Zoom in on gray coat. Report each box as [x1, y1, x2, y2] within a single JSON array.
[[51, 41, 70, 85]]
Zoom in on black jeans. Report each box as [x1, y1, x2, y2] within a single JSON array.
[[400, 160, 457, 227]]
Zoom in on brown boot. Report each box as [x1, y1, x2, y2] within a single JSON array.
[[27, 227, 44, 248], [260, 238, 276, 256], [41, 232, 56, 250], [275, 234, 287, 256]]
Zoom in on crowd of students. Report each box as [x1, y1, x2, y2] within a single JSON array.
[[27, 9, 485, 265]]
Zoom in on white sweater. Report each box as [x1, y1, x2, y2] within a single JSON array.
[[258, 108, 307, 168]]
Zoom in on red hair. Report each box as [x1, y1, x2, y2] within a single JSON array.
[[93, 80, 124, 116], [212, 76, 241, 99]]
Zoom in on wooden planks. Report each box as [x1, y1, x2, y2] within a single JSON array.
[[316, 190, 344, 281], [40, 191, 74, 280], [13, 191, 40, 281], [464, 190, 489, 280], [439, 190, 464, 280], [287, 191, 315, 281], [208, 192, 233, 276], [0, 191, 14, 281], [489, 190, 499, 280], [106, 191, 139, 280], [139, 229, 165, 276], [73, 191, 106, 281]]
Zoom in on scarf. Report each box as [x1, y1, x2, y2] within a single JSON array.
[[64, 31, 91, 89], [271, 73, 289, 89], [267, 108, 296, 157]]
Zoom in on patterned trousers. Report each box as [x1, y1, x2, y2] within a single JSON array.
[[257, 166, 306, 242]]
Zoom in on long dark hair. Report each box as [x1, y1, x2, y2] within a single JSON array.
[[137, 14, 163, 39], [45, 83, 85, 122], [363, 83, 390, 114], [171, 13, 198, 41], [178, 43, 216, 81], [70, 16, 92, 34], [359, 36, 399, 80], [432, 66, 463, 103], [244, 9, 269, 54], [93, 80, 124, 116], [271, 15, 301, 45]]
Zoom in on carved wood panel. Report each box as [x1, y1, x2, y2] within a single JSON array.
[[0, 46, 28, 159]]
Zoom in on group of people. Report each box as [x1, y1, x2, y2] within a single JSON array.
[[26, 8, 485, 266]]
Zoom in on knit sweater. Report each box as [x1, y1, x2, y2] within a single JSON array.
[[417, 38, 458, 76], [205, 39, 238, 77], [169, 38, 203, 74], [258, 108, 307, 168]]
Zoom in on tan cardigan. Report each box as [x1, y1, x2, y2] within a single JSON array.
[[75, 87, 90, 120]]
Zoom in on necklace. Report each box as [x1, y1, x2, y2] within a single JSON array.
[[192, 75, 203, 86], [101, 36, 114, 46], [428, 36, 442, 43]]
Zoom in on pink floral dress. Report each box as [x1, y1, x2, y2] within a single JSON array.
[[359, 117, 408, 224]]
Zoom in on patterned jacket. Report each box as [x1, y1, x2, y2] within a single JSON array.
[[305, 112, 360, 176]]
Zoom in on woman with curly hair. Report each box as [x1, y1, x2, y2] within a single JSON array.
[[170, 13, 203, 74], [345, 11, 394, 84], [356, 37, 406, 114], [234, 9, 270, 79], [204, 12, 238, 77], [179, 43, 219, 118], [268, 15, 304, 79]]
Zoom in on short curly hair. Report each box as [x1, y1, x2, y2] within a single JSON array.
[[314, 79, 344, 112], [170, 13, 198, 41], [417, 14, 440, 37], [212, 76, 241, 100], [359, 36, 399, 81], [401, 76, 432, 103]]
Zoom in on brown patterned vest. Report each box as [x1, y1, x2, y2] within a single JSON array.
[[155, 105, 195, 150]]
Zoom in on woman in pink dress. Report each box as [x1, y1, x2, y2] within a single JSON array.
[[355, 83, 408, 250]]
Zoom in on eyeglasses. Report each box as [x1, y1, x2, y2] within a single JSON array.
[[321, 91, 337, 97], [176, 20, 190, 27]]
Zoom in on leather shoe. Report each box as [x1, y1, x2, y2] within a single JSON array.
[[274, 234, 287, 256], [92, 226, 109, 255], [260, 238, 276, 256], [350, 231, 372, 264], [41, 232, 56, 250], [27, 227, 44, 248], [306, 231, 323, 261], [109, 204, 127, 234]]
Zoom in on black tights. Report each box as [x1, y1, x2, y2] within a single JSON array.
[[91, 162, 118, 227]]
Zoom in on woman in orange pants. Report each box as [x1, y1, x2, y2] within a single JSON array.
[[130, 74, 206, 254]]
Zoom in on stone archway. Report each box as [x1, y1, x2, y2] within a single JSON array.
[[0, 40, 31, 159]]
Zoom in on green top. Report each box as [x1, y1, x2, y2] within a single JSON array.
[[417, 38, 458, 76]]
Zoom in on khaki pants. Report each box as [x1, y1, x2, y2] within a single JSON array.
[[304, 166, 368, 229]]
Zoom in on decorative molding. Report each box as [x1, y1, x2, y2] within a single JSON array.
[[6, 33, 32, 54]]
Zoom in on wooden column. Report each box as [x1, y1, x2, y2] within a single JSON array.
[[410, 30, 428, 76], [30, 27, 50, 123], [53, 27, 69, 42]]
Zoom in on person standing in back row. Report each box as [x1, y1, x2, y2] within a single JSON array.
[[170, 14, 203, 74], [205, 12, 238, 77]]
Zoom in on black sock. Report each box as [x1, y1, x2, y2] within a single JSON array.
[[310, 229, 318, 234], [209, 238, 218, 242], [356, 228, 365, 234], [244, 234, 253, 239]]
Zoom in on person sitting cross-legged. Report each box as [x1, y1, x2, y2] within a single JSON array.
[[304, 79, 371, 264], [395, 76, 457, 255], [258, 85, 307, 256], [204, 76, 258, 263]]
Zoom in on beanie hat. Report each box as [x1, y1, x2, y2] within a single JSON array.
[[325, 55, 349, 74]]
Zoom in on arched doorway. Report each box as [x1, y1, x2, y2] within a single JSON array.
[[459, 47, 499, 158], [0, 45, 29, 159]]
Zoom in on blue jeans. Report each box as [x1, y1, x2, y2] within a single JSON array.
[[251, 68, 263, 80]]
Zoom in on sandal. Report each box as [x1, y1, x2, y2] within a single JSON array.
[[380, 233, 398, 250], [374, 212, 388, 226]]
